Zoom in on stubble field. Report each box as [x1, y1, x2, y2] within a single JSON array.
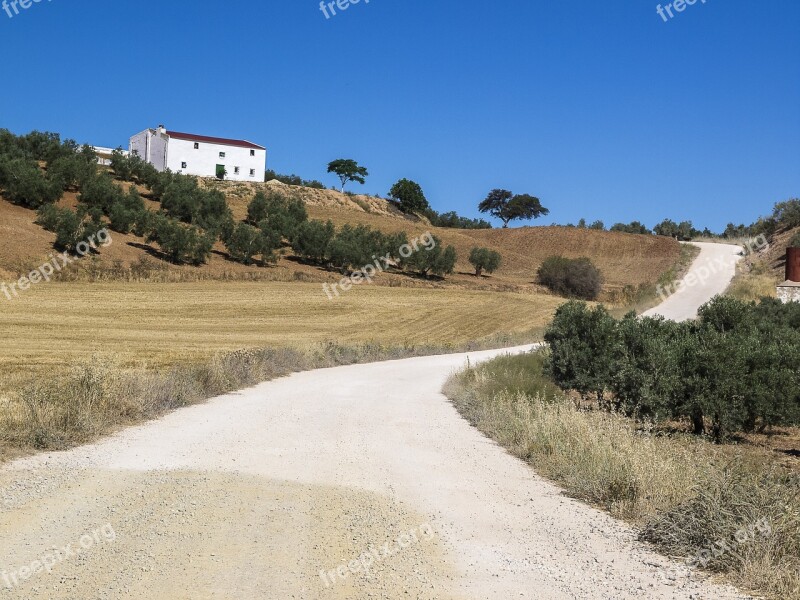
[[0, 281, 562, 389]]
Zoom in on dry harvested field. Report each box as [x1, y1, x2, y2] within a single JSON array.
[[0, 281, 561, 387]]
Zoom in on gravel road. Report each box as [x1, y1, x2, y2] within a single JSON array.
[[643, 241, 743, 322], [0, 243, 750, 599]]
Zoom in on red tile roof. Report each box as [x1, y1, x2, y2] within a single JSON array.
[[166, 130, 265, 150]]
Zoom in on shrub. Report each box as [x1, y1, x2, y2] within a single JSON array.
[[36, 204, 62, 232], [425, 210, 492, 229], [264, 169, 325, 189], [400, 235, 457, 278], [445, 352, 800, 600], [147, 216, 214, 265], [158, 175, 233, 238], [610, 221, 651, 235], [110, 148, 134, 181], [225, 222, 281, 265], [108, 188, 147, 234], [544, 301, 618, 403], [653, 219, 699, 240], [246, 191, 270, 224], [389, 178, 430, 214], [537, 256, 602, 300], [81, 208, 107, 248], [468, 247, 501, 276], [54, 208, 84, 252], [0, 157, 63, 208], [47, 148, 97, 190], [248, 191, 308, 242], [790, 231, 800, 248], [772, 199, 800, 230], [327, 224, 386, 272], [291, 220, 335, 264], [79, 172, 124, 213]]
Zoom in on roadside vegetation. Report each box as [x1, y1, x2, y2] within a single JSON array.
[[545, 296, 800, 440], [0, 327, 546, 460], [445, 347, 800, 600], [537, 256, 603, 300]]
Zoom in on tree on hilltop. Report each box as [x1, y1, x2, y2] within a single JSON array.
[[478, 189, 549, 228], [327, 159, 368, 192]]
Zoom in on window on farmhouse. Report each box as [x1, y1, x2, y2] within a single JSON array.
[[250, 149, 255, 156], [250, 169, 256, 177], [234, 167, 240, 175], [194, 142, 199, 149], [181, 162, 187, 169], [219, 152, 226, 158]]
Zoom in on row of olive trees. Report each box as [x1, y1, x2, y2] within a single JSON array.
[[544, 296, 800, 440], [289, 219, 458, 278], [0, 130, 99, 210]]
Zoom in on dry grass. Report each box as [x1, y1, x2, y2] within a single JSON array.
[[0, 335, 540, 460], [0, 281, 562, 390], [444, 351, 800, 600], [728, 258, 781, 302], [444, 353, 708, 519]]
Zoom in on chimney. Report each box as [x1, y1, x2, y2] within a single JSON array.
[[157, 124, 167, 135]]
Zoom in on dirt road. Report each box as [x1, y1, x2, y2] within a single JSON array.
[[644, 241, 743, 322], [0, 244, 749, 599]]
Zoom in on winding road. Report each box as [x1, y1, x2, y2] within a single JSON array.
[[0, 243, 748, 599]]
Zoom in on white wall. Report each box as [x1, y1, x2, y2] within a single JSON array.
[[129, 129, 168, 171], [165, 138, 266, 182]]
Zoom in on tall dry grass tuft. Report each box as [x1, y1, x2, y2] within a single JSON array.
[[727, 260, 780, 302], [642, 464, 800, 599], [444, 351, 800, 600]]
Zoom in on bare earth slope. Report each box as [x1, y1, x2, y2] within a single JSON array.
[[0, 182, 681, 293], [0, 244, 749, 599]]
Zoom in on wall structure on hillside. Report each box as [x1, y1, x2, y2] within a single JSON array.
[[777, 282, 800, 303]]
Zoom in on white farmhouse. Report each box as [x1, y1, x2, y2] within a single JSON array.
[[129, 125, 266, 182]]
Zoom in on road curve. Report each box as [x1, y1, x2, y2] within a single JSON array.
[[643, 241, 743, 322], [0, 245, 748, 599]]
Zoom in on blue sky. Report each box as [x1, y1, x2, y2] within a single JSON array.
[[0, 0, 797, 231]]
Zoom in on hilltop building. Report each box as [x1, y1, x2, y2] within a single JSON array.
[[129, 125, 266, 182]]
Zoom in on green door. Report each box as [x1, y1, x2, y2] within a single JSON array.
[[216, 164, 226, 180]]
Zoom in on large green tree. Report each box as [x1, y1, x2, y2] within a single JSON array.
[[389, 178, 429, 214], [478, 189, 549, 228], [327, 159, 368, 192]]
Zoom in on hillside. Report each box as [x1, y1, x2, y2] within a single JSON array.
[[0, 178, 682, 299]]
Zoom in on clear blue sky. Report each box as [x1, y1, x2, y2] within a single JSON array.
[[0, 0, 797, 231]]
